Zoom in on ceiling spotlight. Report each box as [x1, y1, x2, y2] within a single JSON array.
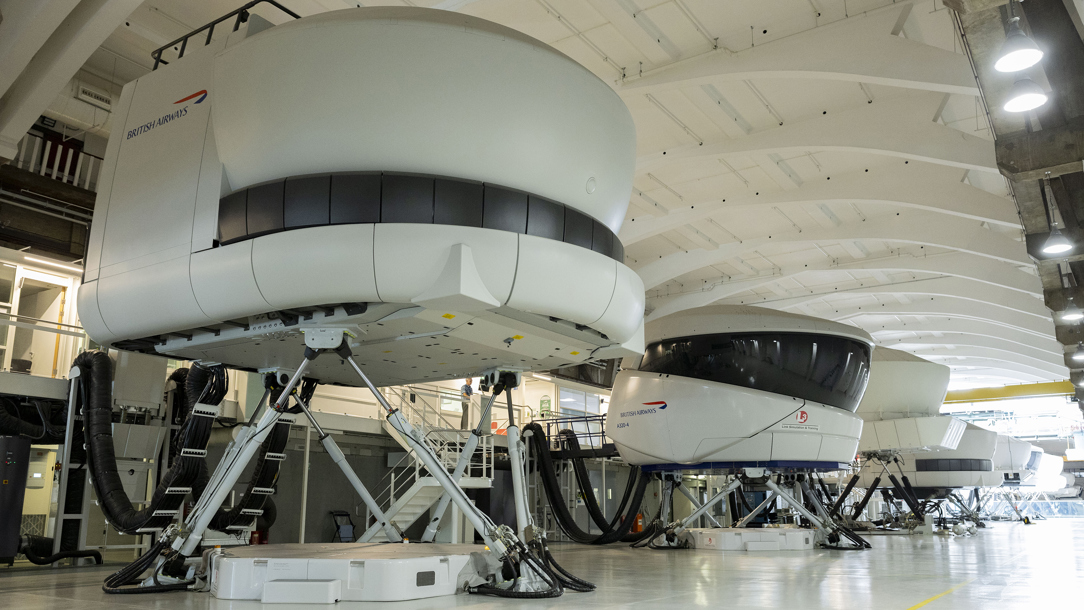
[[1003, 78, 1048, 112], [1062, 300, 1084, 321], [1073, 343, 1084, 362], [1043, 226, 1073, 254], [995, 17, 1043, 72]]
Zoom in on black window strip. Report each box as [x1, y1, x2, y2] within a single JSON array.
[[217, 172, 624, 262]]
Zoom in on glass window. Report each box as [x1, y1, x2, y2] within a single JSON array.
[[559, 387, 585, 415], [586, 394, 600, 413], [0, 264, 15, 304], [440, 396, 464, 413], [639, 331, 871, 412]]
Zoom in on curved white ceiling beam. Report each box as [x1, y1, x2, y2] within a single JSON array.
[[886, 337, 1065, 372], [637, 212, 1030, 289], [858, 318, 1057, 356], [646, 253, 1042, 322], [908, 353, 1063, 381], [622, 167, 1019, 245], [637, 93, 996, 174], [617, 4, 978, 97], [942, 362, 1048, 383], [833, 302, 1054, 339], [875, 333, 1062, 368], [770, 277, 1049, 321]]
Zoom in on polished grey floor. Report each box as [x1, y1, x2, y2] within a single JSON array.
[[3, 520, 1081, 609]]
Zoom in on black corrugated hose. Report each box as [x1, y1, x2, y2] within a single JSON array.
[[18, 535, 102, 565], [523, 422, 649, 545], [80, 352, 227, 536], [0, 396, 66, 440]]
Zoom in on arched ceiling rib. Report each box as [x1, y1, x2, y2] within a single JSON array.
[[646, 253, 1041, 322], [622, 168, 1019, 245], [771, 276, 1049, 321], [636, 93, 997, 175], [637, 212, 1029, 289], [617, 4, 979, 96]]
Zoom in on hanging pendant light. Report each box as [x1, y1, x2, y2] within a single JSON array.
[[1072, 342, 1084, 362], [1004, 78, 1048, 112], [995, 17, 1043, 72], [1043, 226, 1073, 254], [1062, 299, 1084, 321]]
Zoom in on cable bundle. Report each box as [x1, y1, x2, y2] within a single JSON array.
[[79, 352, 226, 535], [0, 396, 66, 440], [522, 422, 649, 545]]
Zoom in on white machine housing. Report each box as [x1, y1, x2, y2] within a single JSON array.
[[993, 435, 1040, 485], [861, 422, 1002, 491], [856, 348, 965, 454], [77, 7, 645, 386], [607, 306, 874, 468]]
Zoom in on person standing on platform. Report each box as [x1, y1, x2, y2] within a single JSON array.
[[460, 379, 473, 430]]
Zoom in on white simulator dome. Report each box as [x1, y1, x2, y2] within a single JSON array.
[[861, 422, 1001, 494], [606, 305, 874, 469], [993, 436, 1040, 486], [856, 348, 965, 454], [76, 7, 646, 385]]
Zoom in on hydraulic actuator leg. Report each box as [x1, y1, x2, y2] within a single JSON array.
[[668, 478, 742, 534], [734, 490, 778, 527], [294, 397, 401, 542], [420, 390, 502, 542], [674, 482, 723, 529], [175, 356, 315, 558], [343, 354, 513, 557]]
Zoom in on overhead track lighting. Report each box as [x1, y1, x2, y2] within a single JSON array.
[[1003, 78, 1048, 112], [995, 17, 1043, 72]]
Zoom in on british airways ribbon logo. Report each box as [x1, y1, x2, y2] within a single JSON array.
[[174, 90, 207, 104], [643, 401, 667, 410]]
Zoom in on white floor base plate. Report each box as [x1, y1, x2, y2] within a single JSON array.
[[210, 542, 477, 603], [684, 528, 815, 551]]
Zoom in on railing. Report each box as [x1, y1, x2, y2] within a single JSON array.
[[151, 0, 300, 70], [537, 413, 609, 450], [360, 386, 495, 526], [1, 312, 87, 378], [9, 132, 103, 192]]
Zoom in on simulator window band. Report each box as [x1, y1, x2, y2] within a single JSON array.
[[639, 331, 872, 412]]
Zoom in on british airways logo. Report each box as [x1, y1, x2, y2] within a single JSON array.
[[619, 401, 667, 418], [125, 90, 206, 140], [175, 90, 207, 104]]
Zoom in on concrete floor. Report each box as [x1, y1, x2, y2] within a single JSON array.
[[2, 520, 1081, 609]]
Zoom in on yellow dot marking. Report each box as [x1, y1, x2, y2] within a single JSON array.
[[442, 313, 456, 319], [512, 335, 524, 340], [570, 351, 580, 355], [383, 350, 392, 353]]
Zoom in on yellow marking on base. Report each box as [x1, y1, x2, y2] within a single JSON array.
[[512, 335, 524, 340], [570, 351, 580, 355], [442, 313, 456, 319], [905, 578, 976, 610]]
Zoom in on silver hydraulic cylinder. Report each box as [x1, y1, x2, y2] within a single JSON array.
[[345, 356, 509, 557], [506, 424, 531, 541], [421, 390, 500, 542]]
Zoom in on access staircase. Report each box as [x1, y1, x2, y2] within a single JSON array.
[[358, 387, 494, 542]]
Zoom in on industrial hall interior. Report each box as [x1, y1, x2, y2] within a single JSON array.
[[4, 0, 1084, 608]]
